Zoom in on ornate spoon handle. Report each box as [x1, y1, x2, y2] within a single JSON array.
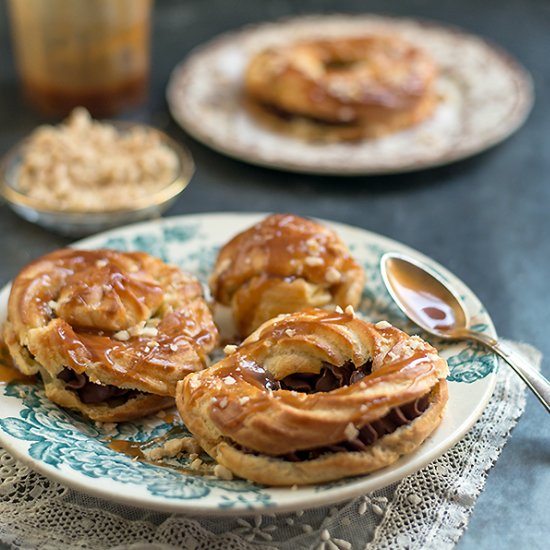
[[463, 330, 550, 414]]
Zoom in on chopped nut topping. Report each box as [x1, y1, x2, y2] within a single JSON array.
[[304, 256, 324, 266], [375, 320, 392, 329], [190, 458, 203, 470], [164, 438, 185, 456], [113, 330, 130, 341], [141, 327, 159, 338], [325, 266, 342, 284], [218, 397, 228, 409], [344, 305, 356, 317], [143, 436, 202, 461], [305, 238, 321, 253], [335, 305, 344, 314], [128, 321, 146, 337], [169, 343, 179, 352], [239, 396, 250, 405], [224, 376, 236, 385], [213, 464, 234, 480], [95, 259, 108, 268], [16, 108, 179, 212], [387, 350, 399, 361], [408, 336, 427, 350], [344, 422, 359, 441], [223, 344, 238, 355]]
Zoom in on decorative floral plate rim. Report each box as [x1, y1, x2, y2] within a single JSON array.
[[166, 14, 533, 176], [0, 213, 497, 515]]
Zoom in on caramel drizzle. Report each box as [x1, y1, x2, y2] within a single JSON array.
[[276, 37, 432, 108], [0, 333, 208, 475], [214, 214, 359, 301], [258, 100, 361, 127], [107, 427, 214, 476], [107, 426, 186, 460], [185, 311, 439, 455], [14, 249, 216, 384], [54, 319, 214, 380]]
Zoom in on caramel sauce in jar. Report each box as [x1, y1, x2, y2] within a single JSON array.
[[22, 74, 148, 118], [8, 0, 152, 116]]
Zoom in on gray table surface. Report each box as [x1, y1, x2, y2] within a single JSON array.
[[0, 1, 548, 548]]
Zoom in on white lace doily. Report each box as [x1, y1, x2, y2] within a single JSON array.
[[0, 341, 540, 550]]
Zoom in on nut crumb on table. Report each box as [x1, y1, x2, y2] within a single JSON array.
[[143, 436, 202, 461]]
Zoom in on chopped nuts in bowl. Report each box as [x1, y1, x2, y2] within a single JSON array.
[[0, 108, 194, 236]]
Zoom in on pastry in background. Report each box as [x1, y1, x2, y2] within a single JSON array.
[[209, 213, 365, 338], [176, 307, 449, 486], [3, 248, 218, 422], [245, 35, 437, 142]]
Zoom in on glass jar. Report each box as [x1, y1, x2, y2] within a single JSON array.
[[8, 0, 153, 116]]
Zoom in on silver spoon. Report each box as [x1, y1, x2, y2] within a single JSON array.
[[380, 251, 550, 413]]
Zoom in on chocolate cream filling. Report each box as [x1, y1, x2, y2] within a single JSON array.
[[236, 361, 431, 462], [256, 101, 359, 127], [57, 367, 139, 405]]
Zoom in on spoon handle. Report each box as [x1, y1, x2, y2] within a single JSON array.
[[466, 331, 550, 413]]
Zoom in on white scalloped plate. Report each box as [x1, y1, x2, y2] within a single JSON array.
[[167, 14, 533, 175], [0, 213, 497, 515]]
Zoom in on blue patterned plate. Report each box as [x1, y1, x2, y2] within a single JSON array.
[[0, 213, 497, 515]]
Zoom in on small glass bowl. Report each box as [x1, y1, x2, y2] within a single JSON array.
[[0, 122, 194, 237]]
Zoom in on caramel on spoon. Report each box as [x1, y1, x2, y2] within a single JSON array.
[[381, 252, 549, 413]]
